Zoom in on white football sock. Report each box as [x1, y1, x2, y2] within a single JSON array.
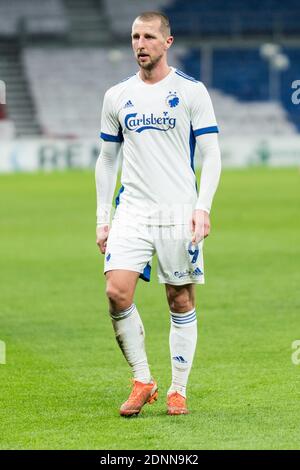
[[110, 303, 152, 384], [168, 308, 198, 398]]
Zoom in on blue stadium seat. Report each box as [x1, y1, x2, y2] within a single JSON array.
[[178, 46, 300, 131], [164, 0, 300, 37]]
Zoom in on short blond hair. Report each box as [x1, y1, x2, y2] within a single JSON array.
[[134, 11, 171, 37]]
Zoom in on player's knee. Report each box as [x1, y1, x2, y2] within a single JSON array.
[[106, 282, 130, 310], [167, 288, 194, 313]]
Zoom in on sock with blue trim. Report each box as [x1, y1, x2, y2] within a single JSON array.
[[168, 308, 198, 398], [110, 303, 152, 384]]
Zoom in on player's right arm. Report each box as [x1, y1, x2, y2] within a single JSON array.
[[95, 141, 120, 253], [95, 90, 123, 254]]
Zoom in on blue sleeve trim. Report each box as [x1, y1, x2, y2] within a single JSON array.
[[100, 130, 123, 142], [193, 126, 219, 137]]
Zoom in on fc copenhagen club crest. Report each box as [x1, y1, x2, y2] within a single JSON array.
[[165, 91, 179, 108]]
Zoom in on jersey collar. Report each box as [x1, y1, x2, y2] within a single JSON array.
[[136, 66, 175, 87]]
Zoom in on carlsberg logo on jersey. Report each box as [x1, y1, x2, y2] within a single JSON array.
[[125, 112, 176, 133]]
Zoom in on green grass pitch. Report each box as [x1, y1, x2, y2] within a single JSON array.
[[0, 167, 299, 450]]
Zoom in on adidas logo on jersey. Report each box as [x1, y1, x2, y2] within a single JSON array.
[[124, 100, 134, 108]]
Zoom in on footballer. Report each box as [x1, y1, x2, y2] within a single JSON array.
[[95, 11, 221, 416]]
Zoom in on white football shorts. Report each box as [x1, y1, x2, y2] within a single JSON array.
[[104, 218, 205, 285]]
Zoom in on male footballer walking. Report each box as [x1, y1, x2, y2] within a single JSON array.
[[96, 12, 221, 416]]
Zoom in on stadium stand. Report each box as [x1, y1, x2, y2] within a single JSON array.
[[0, 120, 15, 139], [210, 90, 297, 135], [213, 47, 300, 131], [22, 46, 297, 138], [0, 103, 5, 120], [102, 0, 300, 38], [0, 41, 40, 136], [164, 0, 300, 37], [0, 0, 298, 138], [104, 0, 173, 37], [0, 99, 15, 139], [22, 46, 184, 137], [0, 0, 68, 37], [281, 48, 300, 131], [212, 48, 269, 101], [181, 47, 300, 132], [64, 0, 110, 44]]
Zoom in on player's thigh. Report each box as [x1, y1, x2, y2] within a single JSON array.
[[155, 225, 205, 286], [104, 220, 154, 309]]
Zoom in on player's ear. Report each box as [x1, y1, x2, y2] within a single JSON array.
[[165, 35, 174, 50]]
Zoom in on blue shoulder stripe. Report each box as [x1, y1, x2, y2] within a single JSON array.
[[175, 69, 199, 83], [194, 126, 219, 137]]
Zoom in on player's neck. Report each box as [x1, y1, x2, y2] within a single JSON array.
[[139, 63, 171, 85]]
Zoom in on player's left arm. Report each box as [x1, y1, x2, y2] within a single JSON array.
[[190, 133, 221, 244], [190, 82, 221, 244]]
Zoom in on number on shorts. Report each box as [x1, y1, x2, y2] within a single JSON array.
[[188, 242, 199, 264]]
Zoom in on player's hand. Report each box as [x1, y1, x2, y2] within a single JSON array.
[[96, 224, 110, 254], [190, 209, 210, 245]]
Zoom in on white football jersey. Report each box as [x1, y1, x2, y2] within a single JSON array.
[[100, 67, 218, 225]]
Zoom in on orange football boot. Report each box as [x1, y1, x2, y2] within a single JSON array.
[[120, 379, 158, 417], [167, 391, 189, 415]]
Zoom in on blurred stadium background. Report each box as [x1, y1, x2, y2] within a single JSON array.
[[0, 0, 299, 168], [1, 0, 300, 450]]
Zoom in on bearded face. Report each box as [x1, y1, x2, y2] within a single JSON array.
[[132, 18, 171, 71]]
